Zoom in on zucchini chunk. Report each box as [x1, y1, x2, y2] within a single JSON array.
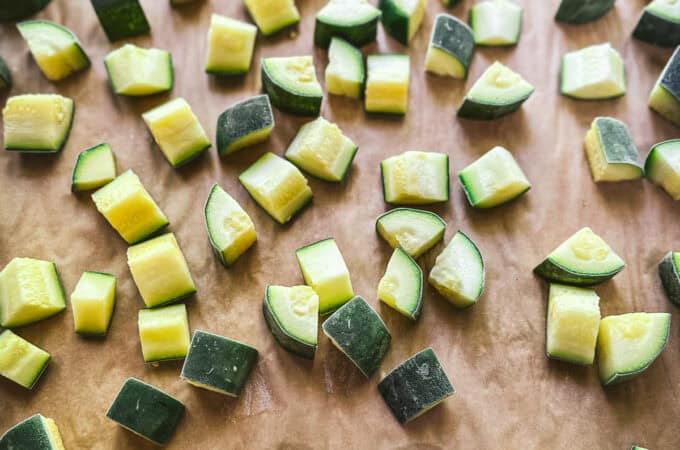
[[204, 184, 257, 266], [0, 56, 11, 90], [104, 44, 173, 96], [378, 248, 422, 320], [0, 330, 50, 389], [0, 414, 64, 450], [142, 98, 211, 168], [217, 95, 274, 155], [459, 146, 531, 208], [379, 0, 425, 46], [633, 0, 680, 47], [469, 0, 523, 46], [314, 0, 381, 48], [70, 271, 116, 336], [263, 285, 319, 359], [659, 251, 680, 306], [645, 139, 680, 199], [0, 0, 50, 22], [365, 54, 410, 114], [561, 43, 625, 100], [441, 0, 461, 6], [296, 238, 354, 314], [378, 348, 454, 424], [205, 14, 256, 75], [425, 14, 474, 79], [91, 169, 169, 244], [284, 116, 358, 182], [127, 233, 197, 308], [106, 378, 185, 446], [376, 208, 445, 258], [534, 227, 625, 286], [71, 143, 116, 191], [597, 312, 671, 385], [584, 117, 643, 182], [322, 296, 391, 376], [138, 304, 190, 363], [244, 0, 299, 36], [181, 330, 259, 396], [2, 94, 74, 153], [325, 37, 364, 99], [458, 61, 534, 119], [262, 56, 323, 116], [90, 0, 150, 41], [545, 284, 600, 365], [554, 0, 615, 24], [381, 151, 449, 204], [239, 152, 313, 224], [0, 257, 65, 328], [649, 47, 680, 127], [428, 231, 484, 308], [631, 447, 648, 450]]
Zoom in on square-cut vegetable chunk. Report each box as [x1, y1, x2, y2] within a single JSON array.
[[71, 143, 117, 191], [0, 330, 50, 389], [70, 271, 116, 335], [216, 95, 274, 155], [2, 94, 75, 152], [104, 44, 173, 96], [325, 37, 365, 98], [584, 117, 643, 182], [645, 139, 680, 200], [561, 43, 626, 100], [365, 54, 410, 114], [206, 14, 257, 75], [381, 151, 449, 204], [91, 0, 150, 41], [0, 414, 65, 449], [138, 303, 190, 362], [649, 47, 680, 127], [244, 0, 300, 35]]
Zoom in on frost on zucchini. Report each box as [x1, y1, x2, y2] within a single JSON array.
[[325, 38, 365, 99], [2, 94, 74, 153], [560, 43, 625, 100], [554, 0, 615, 24], [0, 0, 50, 21], [91, 0, 150, 41], [379, 0, 425, 45], [0, 56, 11, 90], [138, 303, 191, 363], [263, 285, 318, 359], [261, 56, 323, 116], [205, 14, 257, 75], [649, 47, 680, 127], [584, 117, 643, 182], [381, 151, 449, 204], [376, 208, 445, 258], [633, 0, 680, 47], [425, 14, 474, 79], [217, 95, 274, 155], [70, 271, 116, 336], [469, 0, 523, 46], [378, 248, 423, 320], [365, 54, 410, 114], [315, 0, 381, 48], [0, 330, 50, 389], [71, 143, 116, 191], [645, 139, 680, 200], [659, 251, 680, 306], [245, 0, 299, 36], [0, 414, 65, 450], [104, 44, 173, 96]]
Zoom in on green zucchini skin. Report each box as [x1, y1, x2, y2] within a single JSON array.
[[106, 378, 185, 446], [90, 0, 150, 41], [457, 96, 528, 120], [322, 296, 391, 377], [441, 0, 461, 6], [314, 15, 379, 49], [533, 258, 623, 286], [430, 14, 474, 78], [0, 56, 11, 90], [659, 252, 680, 306], [379, 0, 409, 46], [0, 415, 57, 450], [261, 65, 322, 116], [554, 0, 616, 24], [263, 291, 316, 359], [216, 95, 274, 155], [0, 0, 50, 22], [377, 348, 454, 424], [594, 117, 643, 171], [633, 10, 680, 47]]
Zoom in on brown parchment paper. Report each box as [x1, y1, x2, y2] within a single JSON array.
[[1, 0, 680, 448]]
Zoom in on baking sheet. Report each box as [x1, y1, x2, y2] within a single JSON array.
[[1, 0, 680, 448]]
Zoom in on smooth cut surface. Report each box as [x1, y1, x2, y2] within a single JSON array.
[[70, 271, 116, 335], [244, 0, 300, 35], [378, 248, 423, 320], [205, 14, 256, 74], [645, 139, 680, 200], [470, 0, 522, 46], [138, 303, 191, 362], [0, 330, 50, 389], [561, 43, 625, 99], [2, 94, 74, 152], [71, 143, 116, 191], [104, 43, 172, 95], [325, 37, 364, 98], [381, 151, 449, 204], [365, 54, 410, 114], [376, 208, 445, 258]]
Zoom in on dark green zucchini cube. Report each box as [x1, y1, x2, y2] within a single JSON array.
[[106, 378, 185, 446], [0, 414, 64, 450], [180, 330, 259, 396], [216, 95, 275, 155], [0, 56, 11, 90], [90, 0, 150, 41]]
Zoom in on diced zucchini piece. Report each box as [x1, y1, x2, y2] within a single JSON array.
[[428, 231, 484, 308], [314, 0, 381, 48], [441, 0, 460, 6], [296, 238, 354, 314], [631, 446, 648, 450], [458, 61, 534, 119], [127, 233, 196, 308], [244, 0, 300, 36], [659, 251, 680, 306], [546, 284, 600, 365], [365, 54, 410, 114], [561, 43, 625, 100], [0, 0, 50, 21], [216, 95, 274, 155], [0, 330, 50, 389], [70, 271, 116, 336], [2, 94, 74, 153], [379, 0, 425, 45], [425, 14, 474, 79], [649, 47, 680, 127], [534, 227, 625, 286], [378, 348, 454, 424], [584, 117, 643, 182], [263, 285, 319, 359], [633, 0, 680, 47], [381, 151, 449, 204], [597, 313, 671, 385], [554, 0, 615, 24], [103, 44, 173, 96], [239, 152, 313, 224], [142, 98, 211, 168], [261, 56, 323, 116], [0, 56, 12, 90], [376, 208, 445, 258], [284, 116, 358, 182], [644, 139, 680, 200], [378, 248, 422, 320], [180, 330, 259, 396], [469, 0, 523, 46], [17, 20, 89, 81], [138, 304, 190, 362], [106, 378, 185, 446], [459, 146, 531, 208], [322, 296, 391, 376], [204, 184, 257, 266], [0, 257, 65, 328], [325, 37, 364, 99], [205, 14, 256, 75], [0, 414, 64, 450], [90, 0, 150, 41], [91, 169, 169, 244], [71, 143, 116, 191]]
